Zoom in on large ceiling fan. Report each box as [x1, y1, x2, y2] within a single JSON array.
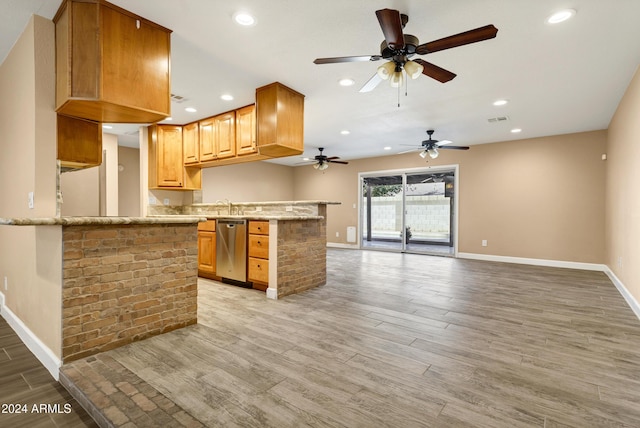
[[301, 147, 349, 170], [314, 9, 498, 92], [401, 130, 469, 159]]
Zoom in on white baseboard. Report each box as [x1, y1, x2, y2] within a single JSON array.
[[327, 242, 359, 249], [457, 252, 608, 272], [0, 294, 61, 380], [266, 287, 278, 300], [605, 268, 640, 321]]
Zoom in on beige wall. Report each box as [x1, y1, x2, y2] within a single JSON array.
[[118, 146, 141, 217], [201, 161, 294, 202], [0, 16, 62, 357], [606, 65, 640, 302], [60, 168, 100, 216], [292, 130, 607, 264]]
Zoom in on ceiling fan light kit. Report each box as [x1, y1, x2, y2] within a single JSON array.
[[313, 8, 498, 94]]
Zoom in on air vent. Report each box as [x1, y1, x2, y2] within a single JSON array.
[[487, 116, 509, 123], [170, 93, 189, 103]]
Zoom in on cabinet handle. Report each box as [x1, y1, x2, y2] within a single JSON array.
[[257, 240, 262, 245], [136, 19, 141, 29]]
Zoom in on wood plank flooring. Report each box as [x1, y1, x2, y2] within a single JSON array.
[[0, 317, 97, 428], [96, 248, 640, 427]]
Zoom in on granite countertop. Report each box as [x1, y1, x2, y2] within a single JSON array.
[[154, 215, 325, 221], [0, 216, 207, 226], [189, 200, 341, 207]]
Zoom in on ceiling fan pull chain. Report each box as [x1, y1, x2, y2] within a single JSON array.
[[397, 82, 401, 108]]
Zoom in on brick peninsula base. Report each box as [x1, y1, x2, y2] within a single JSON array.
[[60, 220, 201, 362]]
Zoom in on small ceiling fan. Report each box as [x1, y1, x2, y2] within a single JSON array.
[[401, 130, 469, 159], [314, 8, 497, 92], [300, 147, 349, 170]]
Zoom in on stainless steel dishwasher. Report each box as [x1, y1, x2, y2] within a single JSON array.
[[216, 219, 247, 283]]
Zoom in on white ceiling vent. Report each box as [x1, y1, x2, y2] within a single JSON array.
[[170, 93, 189, 103], [487, 116, 509, 123]]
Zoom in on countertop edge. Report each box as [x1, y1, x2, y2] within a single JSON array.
[[151, 215, 325, 221], [0, 217, 208, 226]]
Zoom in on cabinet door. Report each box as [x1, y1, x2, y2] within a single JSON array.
[[198, 231, 216, 274], [157, 125, 183, 187], [101, 3, 171, 118], [215, 112, 236, 159], [236, 104, 256, 156], [199, 118, 216, 162], [183, 122, 199, 164]]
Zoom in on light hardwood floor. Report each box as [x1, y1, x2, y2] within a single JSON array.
[[107, 248, 640, 427]]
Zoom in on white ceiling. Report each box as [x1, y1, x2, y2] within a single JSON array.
[[3, 0, 640, 165]]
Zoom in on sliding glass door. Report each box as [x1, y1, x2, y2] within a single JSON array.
[[360, 167, 456, 256]]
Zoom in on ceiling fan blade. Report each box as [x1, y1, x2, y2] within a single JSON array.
[[326, 156, 341, 161], [314, 55, 382, 64], [359, 73, 383, 92], [376, 9, 405, 50], [438, 145, 469, 150], [436, 140, 453, 145], [328, 160, 349, 164], [414, 59, 456, 83], [398, 148, 423, 154], [416, 24, 498, 55]]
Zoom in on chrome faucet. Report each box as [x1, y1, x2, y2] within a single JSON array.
[[215, 199, 232, 215]]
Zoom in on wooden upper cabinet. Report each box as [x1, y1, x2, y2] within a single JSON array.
[[148, 125, 183, 188], [215, 112, 236, 159], [199, 117, 216, 162], [54, 0, 171, 123], [183, 122, 199, 164], [57, 114, 102, 169], [236, 104, 257, 156], [256, 82, 304, 157]]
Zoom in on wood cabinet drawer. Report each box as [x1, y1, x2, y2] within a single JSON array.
[[248, 257, 269, 283], [249, 221, 269, 235], [197, 220, 216, 232], [248, 234, 269, 259]]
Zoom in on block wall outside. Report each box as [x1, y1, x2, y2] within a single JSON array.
[[276, 216, 326, 297], [61, 224, 198, 361]]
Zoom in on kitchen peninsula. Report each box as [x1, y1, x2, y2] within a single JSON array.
[[0, 216, 204, 364], [149, 200, 340, 299]]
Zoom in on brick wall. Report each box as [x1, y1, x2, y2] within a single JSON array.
[[62, 224, 198, 362], [276, 214, 326, 297]]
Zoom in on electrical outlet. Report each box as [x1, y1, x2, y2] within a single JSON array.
[[163, 198, 170, 206], [149, 196, 157, 205], [285, 205, 293, 212], [28, 192, 34, 209], [482, 239, 488, 247], [256, 206, 262, 212], [336, 232, 340, 237]]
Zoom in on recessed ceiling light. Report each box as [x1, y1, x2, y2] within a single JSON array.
[[233, 11, 256, 26], [220, 94, 234, 101], [511, 128, 522, 133], [339, 78, 355, 87], [384, 146, 391, 150], [102, 125, 113, 129], [493, 99, 508, 106], [185, 107, 197, 113], [547, 9, 576, 24], [164, 117, 173, 121], [340, 130, 350, 135]]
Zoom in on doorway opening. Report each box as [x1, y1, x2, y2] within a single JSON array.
[[359, 166, 458, 256]]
